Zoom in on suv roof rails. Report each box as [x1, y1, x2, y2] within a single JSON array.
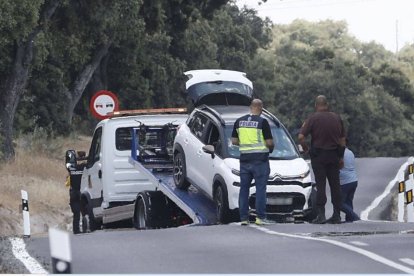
[[262, 108, 281, 127], [198, 105, 226, 125]]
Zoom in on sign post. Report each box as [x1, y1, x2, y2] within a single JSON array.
[[21, 190, 30, 238], [49, 228, 72, 274]]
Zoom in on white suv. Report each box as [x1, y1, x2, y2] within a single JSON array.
[[173, 70, 313, 223]]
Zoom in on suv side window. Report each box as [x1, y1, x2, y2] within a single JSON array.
[[87, 127, 102, 168], [206, 122, 222, 156], [189, 112, 209, 140]]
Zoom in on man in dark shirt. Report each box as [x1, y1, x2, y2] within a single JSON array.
[[232, 99, 274, 225], [298, 95, 346, 224]]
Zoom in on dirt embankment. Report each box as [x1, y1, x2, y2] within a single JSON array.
[[0, 135, 91, 237]]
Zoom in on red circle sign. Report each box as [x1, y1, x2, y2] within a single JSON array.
[[89, 90, 119, 120]]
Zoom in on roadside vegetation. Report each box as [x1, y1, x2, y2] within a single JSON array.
[[0, 129, 90, 236], [1, 1, 414, 162], [0, 0, 413, 235]]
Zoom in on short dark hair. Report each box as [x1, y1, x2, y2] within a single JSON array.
[[315, 95, 328, 106]]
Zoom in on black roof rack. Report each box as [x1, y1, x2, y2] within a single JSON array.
[[197, 105, 226, 125], [262, 108, 280, 127]]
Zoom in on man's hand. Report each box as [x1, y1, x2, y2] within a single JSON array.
[[231, 137, 239, 146], [339, 158, 344, 169], [265, 139, 274, 153], [298, 134, 309, 154]]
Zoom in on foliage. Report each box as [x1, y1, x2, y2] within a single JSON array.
[[1, 3, 414, 158], [251, 20, 414, 157]]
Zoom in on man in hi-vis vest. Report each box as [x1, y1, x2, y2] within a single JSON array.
[[232, 99, 274, 225]]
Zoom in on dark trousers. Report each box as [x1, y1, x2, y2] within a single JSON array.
[[239, 160, 270, 221], [341, 181, 360, 221], [70, 189, 81, 234], [311, 149, 342, 212]]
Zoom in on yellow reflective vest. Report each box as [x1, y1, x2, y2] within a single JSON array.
[[237, 116, 268, 154]]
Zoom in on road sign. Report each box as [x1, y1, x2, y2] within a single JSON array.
[[90, 90, 119, 120]]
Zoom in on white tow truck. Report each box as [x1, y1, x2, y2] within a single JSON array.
[[66, 108, 218, 232]]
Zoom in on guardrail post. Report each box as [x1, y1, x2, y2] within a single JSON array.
[[49, 228, 72, 274], [21, 190, 30, 238], [398, 179, 405, 222], [406, 158, 414, 222]]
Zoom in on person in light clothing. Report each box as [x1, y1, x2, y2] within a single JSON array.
[[339, 146, 360, 222]]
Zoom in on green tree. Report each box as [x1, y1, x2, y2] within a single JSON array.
[[0, 0, 61, 161]]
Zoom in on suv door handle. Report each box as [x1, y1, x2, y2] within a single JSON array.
[[197, 150, 203, 157], [184, 139, 189, 145], [98, 170, 102, 179]]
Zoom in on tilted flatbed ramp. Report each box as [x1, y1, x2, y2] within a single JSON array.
[[129, 156, 217, 225]]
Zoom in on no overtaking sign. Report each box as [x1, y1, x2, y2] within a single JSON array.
[[89, 90, 119, 120]]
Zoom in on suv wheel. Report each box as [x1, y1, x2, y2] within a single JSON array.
[[173, 150, 190, 190], [214, 184, 231, 224]]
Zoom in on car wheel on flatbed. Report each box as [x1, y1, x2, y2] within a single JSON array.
[[214, 184, 232, 224], [173, 150, 191, 190]]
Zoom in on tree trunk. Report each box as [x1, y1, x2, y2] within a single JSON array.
[[0, 0, 61, 161], [66, 42, 112, 124], [92, 54, 109, 91]]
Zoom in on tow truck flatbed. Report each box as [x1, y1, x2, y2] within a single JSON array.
[[129, 156, 217, 225]]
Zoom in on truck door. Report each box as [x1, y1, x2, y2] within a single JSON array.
[[82, 127, 103, 207]]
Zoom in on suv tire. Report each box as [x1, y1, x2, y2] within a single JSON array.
[[173, 151, 191, 190], [214, 184, 231, 224]]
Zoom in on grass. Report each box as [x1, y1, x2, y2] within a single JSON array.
[[0, 133, 91, 236]]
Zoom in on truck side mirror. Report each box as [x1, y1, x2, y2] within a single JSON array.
[[202, 145, 215, 159], [65, 149, 77, 169]]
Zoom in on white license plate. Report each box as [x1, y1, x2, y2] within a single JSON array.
[[267, 197, 293, 205]]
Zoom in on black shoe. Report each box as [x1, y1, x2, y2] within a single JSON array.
[[326, 215, 341, 224], [311, 214, 326, 224]]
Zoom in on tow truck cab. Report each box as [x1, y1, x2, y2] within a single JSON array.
[[70, 109, 188, 230]]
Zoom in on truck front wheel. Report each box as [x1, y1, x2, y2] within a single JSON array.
[[133, 192, 153, 230], [81, 198, 100, 232]]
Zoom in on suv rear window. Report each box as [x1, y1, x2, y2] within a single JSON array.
[[188, 81, 253, 106]]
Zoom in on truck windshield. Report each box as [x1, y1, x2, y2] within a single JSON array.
[[224, 125, 299, 160]]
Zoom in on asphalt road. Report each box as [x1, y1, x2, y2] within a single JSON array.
[[322, 157, 408, 219], [5, 157, 414, 274], [24, 221, 414, 274]]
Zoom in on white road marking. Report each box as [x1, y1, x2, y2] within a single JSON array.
[[360, 158, 409, 220], [250, 225, 414, 274], [349, 241, 368, 246], [400, 258, 414, 266], [9, 237, 48, 274]]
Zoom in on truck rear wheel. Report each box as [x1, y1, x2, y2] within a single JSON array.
[[133, 192, 153, 230], [173, 151, 190, 190]]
